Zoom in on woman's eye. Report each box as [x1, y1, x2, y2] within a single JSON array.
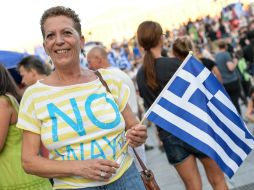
[[46, 33, 54, 39], [64, 31, 72, 35]]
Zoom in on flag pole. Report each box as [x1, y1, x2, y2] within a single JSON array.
[[140, 51, 193, 124]]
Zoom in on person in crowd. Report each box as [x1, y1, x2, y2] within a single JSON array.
[[200, 44, 215, 61], [245, 86, 254, 122], [17, 55, 51, 87], [86, 46, 147, 171], [243, 30, 254, 75], [132, 41, 142, 65], [218, 18, 229, 39], [245, 86, 254, 134], [197, 47, 223, 82], [16, 6, 147, 190], [215, 39, 241, 115], [248, 20, 254, 31], [0, 64, 52, 189], [205, 23, 218, 53], [238, 26, 248, 48], [235, 49, 251, 101], [172, 36, 223, 82], [136, 21, 228, 190], [108, 42, 132, 71]]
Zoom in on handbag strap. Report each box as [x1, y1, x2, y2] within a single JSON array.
[[95, 70, 111, 93], [94, 70, 149, 171], [132, 146, 149, 171]]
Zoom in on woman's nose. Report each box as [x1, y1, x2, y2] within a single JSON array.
[[55, 34, 64, 45]]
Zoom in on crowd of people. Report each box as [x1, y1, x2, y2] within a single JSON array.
[[1, 2, 254, 190]]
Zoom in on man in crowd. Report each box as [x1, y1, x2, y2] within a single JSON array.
[[17, 55, 51, 87], [17, 55, 51, 157]]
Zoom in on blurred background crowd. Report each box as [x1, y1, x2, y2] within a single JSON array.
[[3, 0, 254, 143]]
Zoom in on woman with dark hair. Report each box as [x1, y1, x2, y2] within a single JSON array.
[[0, 64, 52, 189], [136, 21, 228, 190], [0, 64, 21, 102]]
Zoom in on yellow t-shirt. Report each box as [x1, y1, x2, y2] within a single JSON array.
[[17, 69, 132, 189]]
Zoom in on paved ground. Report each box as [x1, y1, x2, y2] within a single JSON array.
[[145, 120, 254, 190]]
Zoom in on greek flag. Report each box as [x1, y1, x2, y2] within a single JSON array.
[[144, 53, 254, 178]]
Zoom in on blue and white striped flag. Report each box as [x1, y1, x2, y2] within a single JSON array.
[[144, 53, 254, 178]]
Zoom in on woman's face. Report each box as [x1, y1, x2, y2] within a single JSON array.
[[43, 15, 84, 69]]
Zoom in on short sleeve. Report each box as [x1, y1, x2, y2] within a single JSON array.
[[98, 69, 130, 112], [16, 87, 41, 134]]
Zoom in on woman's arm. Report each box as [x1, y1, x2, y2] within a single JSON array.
[[0, 98, 12, 152], [212, 66, 223, 83], [245, 100, 254, 123], [21, 130, 119, 180], [121, 103, 147, 147]]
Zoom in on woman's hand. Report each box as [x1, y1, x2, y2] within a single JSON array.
[[75, 159, 120, 181], [125, 124, 147, 147], [121, 104, 147, 147]]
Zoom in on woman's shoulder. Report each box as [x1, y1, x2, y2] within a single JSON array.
[[0, 96, 12, 110], [97, 68, 112, 75], [156, 57, 181, 69], [20, 82, 46, 103], [97, 68, 120, 82], [25, 81, 42, 89], [136, 65, 145, 77], [157, 56, 180, 63]]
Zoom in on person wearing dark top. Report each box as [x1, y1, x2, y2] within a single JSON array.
[[227, 41, 234, 58], [205, 23, 218, 53], [200, 58, 222, 81], [206, 24, 217, 41], [201, 57, 215, 70], [238, 26, 248, 49], [136, 21, 228, 190], [243, 30, 254, 75], [137, 57, 179, 109], [218, 18, 228, 38], [196, 46, 223, 82]]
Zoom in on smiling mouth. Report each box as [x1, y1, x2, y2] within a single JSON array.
[[55, 49, 70, 54]]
